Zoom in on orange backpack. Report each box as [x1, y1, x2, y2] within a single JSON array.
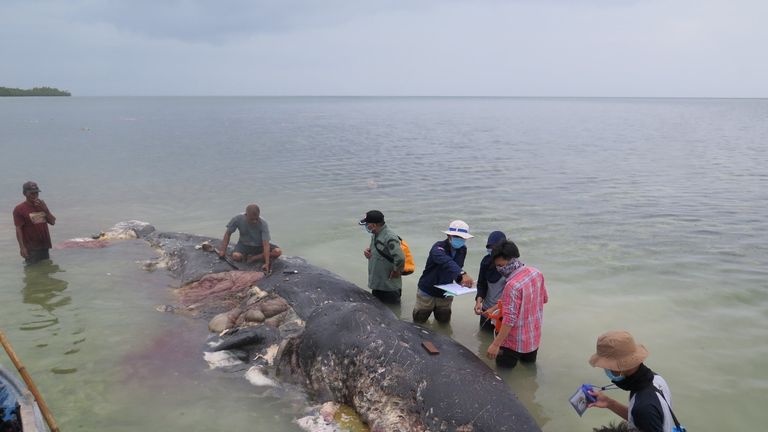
[[375, 236, 416, 276], [399, 238, 416, 275]]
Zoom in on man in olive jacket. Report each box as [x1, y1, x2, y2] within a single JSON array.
[[360, 210, 405, 304]]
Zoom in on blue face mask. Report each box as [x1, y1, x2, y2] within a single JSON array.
[[450, 237, 465, 249], [604, 369, 625, 382], [362, 225, 372, 234]]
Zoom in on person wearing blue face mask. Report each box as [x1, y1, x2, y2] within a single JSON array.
[[360, 210, 405, 304], [474, 231, 507, 332], [412, 220, 474, 323], [587, 331, 682, 432]]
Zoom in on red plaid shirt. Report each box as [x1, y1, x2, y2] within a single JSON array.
[[501, 266, 548, 353]]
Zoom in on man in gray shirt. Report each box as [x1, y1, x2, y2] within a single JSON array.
[[219, 204, 282, 271]]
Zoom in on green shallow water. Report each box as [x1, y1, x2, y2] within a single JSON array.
[[1, 96, 767, 431]]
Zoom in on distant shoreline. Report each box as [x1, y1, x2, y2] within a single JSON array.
[[0, 86, 71, 97], [22, 95, 766, 100]]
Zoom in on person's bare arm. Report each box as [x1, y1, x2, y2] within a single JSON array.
[[262, 239, 271, 272], [474, 297, 484, 315], [486, 322, 512, 359], [219, 231, 231, 257], [16, 226, 28, 258], [34, 199, 55, 225], [588, 390, 629, 420]]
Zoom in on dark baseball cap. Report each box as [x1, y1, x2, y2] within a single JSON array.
[[359, 210, 385, 225], [486, 231, 507, 248], [22, 181, 41, 194]]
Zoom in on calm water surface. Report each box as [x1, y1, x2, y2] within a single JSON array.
[[1, 97, 767, 431]]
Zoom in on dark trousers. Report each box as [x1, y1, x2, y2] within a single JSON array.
[[479, 315, 496, 333], [372, 289, 402, 304], [234, 242, 278, 256], [25, 248, 50, 264], [496, 347, 538, 369]]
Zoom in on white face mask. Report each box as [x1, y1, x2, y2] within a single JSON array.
[[362, 224, 373, 234]]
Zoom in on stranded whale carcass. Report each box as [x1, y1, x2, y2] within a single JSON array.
[[112, 222, 542, 431]]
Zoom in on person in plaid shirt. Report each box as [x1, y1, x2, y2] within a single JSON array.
[[485, 240, 548, 368]]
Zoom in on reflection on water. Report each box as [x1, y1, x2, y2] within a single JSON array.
[[19, 260, 81, 374], [434, 320, 454, 338], [464, 320, 552, 427], [502, 363, 551, 427], [20, 261, 69, 330]]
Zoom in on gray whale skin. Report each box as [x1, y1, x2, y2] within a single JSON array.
[[139, 226, 541, 432]]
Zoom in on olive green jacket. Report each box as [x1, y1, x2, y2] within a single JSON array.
[[368, 224, 405, 292]]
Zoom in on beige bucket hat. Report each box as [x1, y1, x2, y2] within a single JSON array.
[[589, 330, 649, 371]]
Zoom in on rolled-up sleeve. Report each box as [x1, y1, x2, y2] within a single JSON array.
[[502, 282, 522, 328]]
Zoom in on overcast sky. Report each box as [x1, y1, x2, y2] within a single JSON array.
[[1, 0, 766, 97]]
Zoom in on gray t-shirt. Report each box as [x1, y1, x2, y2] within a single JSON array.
[[226, 214, 271, 246]]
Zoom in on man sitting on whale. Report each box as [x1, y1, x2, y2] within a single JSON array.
[[219, 204, 282, 272]]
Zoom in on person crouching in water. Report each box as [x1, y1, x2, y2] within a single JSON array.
[[485, 240, 548, 368], [474, 230, 507, 332]]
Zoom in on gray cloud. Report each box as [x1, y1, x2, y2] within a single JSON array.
[[1, 0, 766, 96], [82, 0, 394, 42], [5, 0, 637, 43], [6, 0, 439, 43]]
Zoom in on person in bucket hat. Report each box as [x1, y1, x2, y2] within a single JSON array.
[[412, 220, 474, 323], [13, 181, 56, 264], [442, 220, 474, 240], [587, 330, 680, 432]]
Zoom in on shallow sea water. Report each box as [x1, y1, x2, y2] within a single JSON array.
[[0, 97, 767, 431]]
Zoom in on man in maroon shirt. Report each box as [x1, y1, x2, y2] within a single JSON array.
[[13, 181, 56, 264]]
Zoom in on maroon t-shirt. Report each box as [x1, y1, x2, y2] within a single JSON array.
[[13, 201, 52, 250]]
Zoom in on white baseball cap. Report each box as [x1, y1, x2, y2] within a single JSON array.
[[443, 220, 474, 239]]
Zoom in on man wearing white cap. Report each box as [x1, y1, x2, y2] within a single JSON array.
[[587, 330, 682, 432], [412, 220, 474, 323]]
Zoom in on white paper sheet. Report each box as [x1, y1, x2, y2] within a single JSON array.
[[435, 282, 477, 297]]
